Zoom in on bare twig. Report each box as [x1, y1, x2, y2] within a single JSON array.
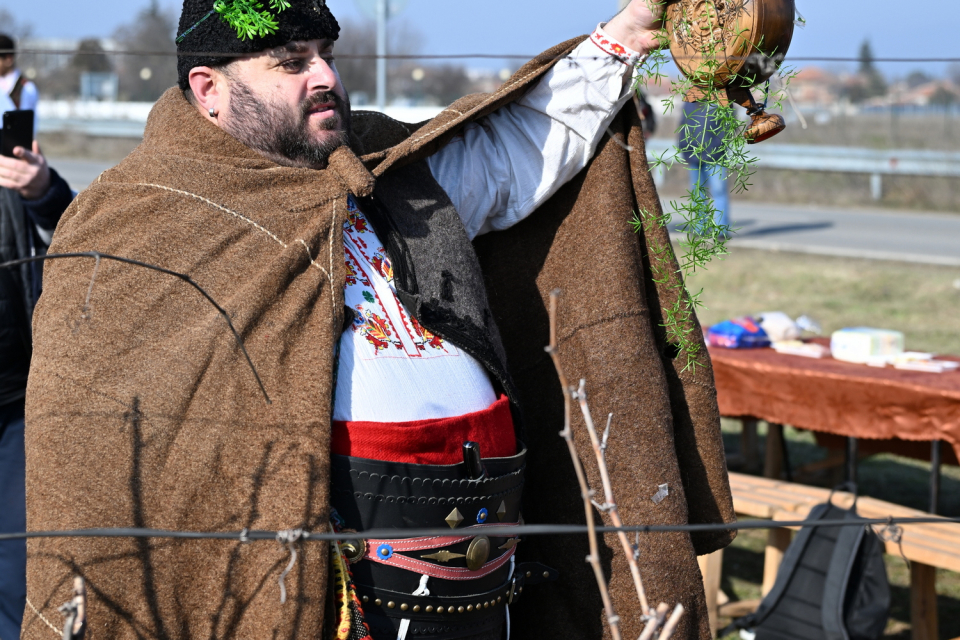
[[71, 254, 101, 331], [658, 604, 685, 640], [544, 289, 622, 640], [781, 83, 808, 129], [547, 289, 684, 640], [57, 576, 86, 640], [601, 413, 612, 453], [638, 603, 671, 640], [574, 379, 651, 616]]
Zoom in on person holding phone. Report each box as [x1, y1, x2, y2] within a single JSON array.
[[0, 136, 73, 640]]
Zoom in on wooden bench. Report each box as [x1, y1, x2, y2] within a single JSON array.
[[697, 472, 960, 640]]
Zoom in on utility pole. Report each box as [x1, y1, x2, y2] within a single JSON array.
[[376, 0, 387, 110]]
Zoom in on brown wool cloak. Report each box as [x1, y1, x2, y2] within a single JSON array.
[[23, 37, 734, 640]]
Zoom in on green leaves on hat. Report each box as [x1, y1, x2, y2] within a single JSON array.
[[213, 0, 292, 40]]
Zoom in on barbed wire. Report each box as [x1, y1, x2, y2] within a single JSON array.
[[5, 48, 960, 64], [0, 515, 957, 543]]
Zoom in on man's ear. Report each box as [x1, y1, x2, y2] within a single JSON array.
[[188, 66, 225, 118]]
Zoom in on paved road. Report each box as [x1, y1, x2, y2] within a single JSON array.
[[697, 202, 960, 267], [52, 157, 960, 267]]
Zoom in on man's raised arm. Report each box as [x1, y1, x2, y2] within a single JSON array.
[[426, 0, 663, 239]]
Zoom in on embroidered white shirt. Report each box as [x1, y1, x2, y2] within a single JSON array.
[[333, 27, 644, 422]]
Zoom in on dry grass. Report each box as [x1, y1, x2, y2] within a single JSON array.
[[683, 246, 960, 355]]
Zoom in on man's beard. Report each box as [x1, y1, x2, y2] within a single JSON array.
[[223, 80, 352, 168]]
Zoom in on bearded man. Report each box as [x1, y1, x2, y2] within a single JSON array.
[[22, 1, 735, 639]]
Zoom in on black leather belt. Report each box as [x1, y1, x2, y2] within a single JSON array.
[[330, 441, 557, 630], [330, 444, 526, 532]]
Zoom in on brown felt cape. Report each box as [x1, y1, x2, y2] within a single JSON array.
[[23, 37, 735, 640]]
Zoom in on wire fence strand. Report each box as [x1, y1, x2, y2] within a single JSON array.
[[2, 516, 958, 543], [6, 48, 960, 63]]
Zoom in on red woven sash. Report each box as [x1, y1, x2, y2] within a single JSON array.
[[331, 395, 516, 465]]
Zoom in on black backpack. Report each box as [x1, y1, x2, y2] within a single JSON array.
[[728, 485, 891, 640]]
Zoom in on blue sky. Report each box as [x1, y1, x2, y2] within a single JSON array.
[[6, 0, 959, 76]]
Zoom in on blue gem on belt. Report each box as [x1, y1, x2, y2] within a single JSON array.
[[476, 508, 489, 524], [377, 543, 394, 560]]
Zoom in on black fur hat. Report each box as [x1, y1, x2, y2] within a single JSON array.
[[176, 0, 340, 90]]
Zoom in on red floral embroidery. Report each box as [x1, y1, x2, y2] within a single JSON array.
[[342, 197, 454, 359], [590, 29, 636, 63], [410, 316, 448, 353], [346, 209, 369, 233], [356, 307, 398, 354], [370, 251, 393, 281], [345, 259, 359, 287]]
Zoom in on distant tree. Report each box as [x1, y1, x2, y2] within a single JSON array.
[[392, 63, 473, 106], [39, 39, 112, 98], [857, 40, 876, 76], [842, 80, 868, 104], [905, 70, 931, 89], [73, 39, 113, 73], [113, 0, 178, 101], [928, 86, 957, 106], [0, 8, 33, 41], [948, 62, 960, 87], [334, 17, 421, 106], [418, 65, 473, 106], [856, 39, 886, 100]]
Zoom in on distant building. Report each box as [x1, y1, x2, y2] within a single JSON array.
[[788, 67, 840, 107]]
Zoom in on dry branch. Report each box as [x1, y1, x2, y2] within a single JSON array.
[[545, 289, 683, 640], [576, 379, 651, 614], [545, 291, 623, 640]]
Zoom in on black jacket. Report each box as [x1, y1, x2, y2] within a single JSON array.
[[0, 168, 73, 406]]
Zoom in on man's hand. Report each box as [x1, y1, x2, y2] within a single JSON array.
[[0, 141, 52, 200], [604, 0, 666, 55]]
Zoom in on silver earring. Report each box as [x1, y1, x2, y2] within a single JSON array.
[[209, 107, 218, 117]]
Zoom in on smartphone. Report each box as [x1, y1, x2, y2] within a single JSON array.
[[1, 109, 35, 158]]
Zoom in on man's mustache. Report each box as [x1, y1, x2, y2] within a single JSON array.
[[300, 91, 347, 124]]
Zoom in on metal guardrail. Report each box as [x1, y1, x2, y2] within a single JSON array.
[[37, 106, 445, 139], [645, 139, 960, 200], [39, 118, 147, 139], [39, 118, 960, 201]]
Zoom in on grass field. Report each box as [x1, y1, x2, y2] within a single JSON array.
[[685, 246, 960, 355], [684, 246, 960, 638]]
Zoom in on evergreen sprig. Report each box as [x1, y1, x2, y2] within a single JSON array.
[[213, 0, 291, 40], [629, 0, 798, 373]]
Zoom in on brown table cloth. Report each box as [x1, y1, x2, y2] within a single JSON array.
[[708, 343, 960, 464]]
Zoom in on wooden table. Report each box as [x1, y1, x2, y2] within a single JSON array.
[[707, 343, 960, 512]]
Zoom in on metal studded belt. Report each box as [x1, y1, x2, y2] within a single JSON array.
[[330, 441, 557, 633], [356, 561, 558, 621]]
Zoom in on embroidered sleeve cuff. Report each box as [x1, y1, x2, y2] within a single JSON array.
[[589, 23, 646, 66]]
